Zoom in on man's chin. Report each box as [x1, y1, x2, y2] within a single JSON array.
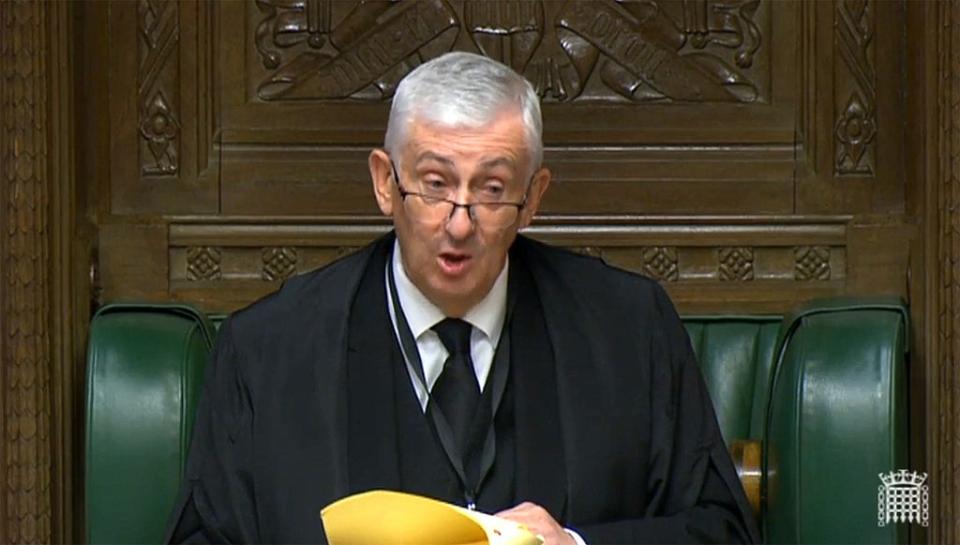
[[425, 281, 481, 316]]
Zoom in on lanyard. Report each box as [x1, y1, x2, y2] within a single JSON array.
[[386, 249, 514, 508]]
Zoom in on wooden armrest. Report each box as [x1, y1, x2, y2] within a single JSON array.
[[728, 439, 761, 517]]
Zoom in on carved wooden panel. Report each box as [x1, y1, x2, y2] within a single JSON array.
[[94, 217, 899, 315], [109, 0, 219, 214], [252, 0, 767, 104], [92, 0, 917, 310], [1, 3, 56, 543], [216, 0, 793, 217], [138, 0, 181, 176], [795, 0, 902, 214], [834, 0, 876, 177], [929, 1, 960, 540], [221, 145, 795, 215]]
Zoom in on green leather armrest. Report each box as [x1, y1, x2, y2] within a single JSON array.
[[85, 304, 215, 545], [685, 316, 781, 443], [765, 298, 908, 544]]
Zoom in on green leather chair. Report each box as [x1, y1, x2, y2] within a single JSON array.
[[85, 304, 215, 544], [85, 298, 909, 544]]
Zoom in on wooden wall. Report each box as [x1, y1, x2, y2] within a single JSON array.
[[4, 0, 960, 542], [92, 0, 911, 315]]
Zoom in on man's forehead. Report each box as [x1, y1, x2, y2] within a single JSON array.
[[401, 116, 529, 169], [411, 150, 520, 172]]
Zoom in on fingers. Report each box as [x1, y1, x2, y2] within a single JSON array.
[[495, 501, 540, 517], [495, 502, 574, 545]]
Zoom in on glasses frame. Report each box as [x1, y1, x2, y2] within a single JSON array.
[[389, 159, 530, 226]]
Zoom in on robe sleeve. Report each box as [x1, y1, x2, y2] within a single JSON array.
[[165, 317, 262, 544], [575, 283, 760, 544]]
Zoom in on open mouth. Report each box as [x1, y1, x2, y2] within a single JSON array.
[[438, 252, 472, 275]]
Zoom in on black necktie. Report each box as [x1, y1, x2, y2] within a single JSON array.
[[430, 318, 480, 457]]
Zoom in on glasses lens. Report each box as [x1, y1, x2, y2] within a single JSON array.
[[404, 195, 519, 228], [472, 203, 520, 228], [405, 194, 453, 224]]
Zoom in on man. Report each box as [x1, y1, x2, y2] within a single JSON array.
[[166, 51, 758, 544]]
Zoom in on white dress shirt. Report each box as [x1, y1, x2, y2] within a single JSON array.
[[386, 240, 508, 411]]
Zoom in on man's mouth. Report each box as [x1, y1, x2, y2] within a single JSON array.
[[438, 252, 472, 276]]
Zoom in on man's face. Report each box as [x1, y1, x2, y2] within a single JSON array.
[[370, 111, 550, 317]]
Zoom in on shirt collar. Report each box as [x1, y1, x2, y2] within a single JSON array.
[[392, 239, 508, 342]]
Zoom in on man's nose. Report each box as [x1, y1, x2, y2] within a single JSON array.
[[444, 203, 475, 240]]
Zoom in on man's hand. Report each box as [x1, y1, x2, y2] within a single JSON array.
[[495, 502, 576, 545]]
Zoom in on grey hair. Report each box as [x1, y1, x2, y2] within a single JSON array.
[[384, 51, 543, 175]]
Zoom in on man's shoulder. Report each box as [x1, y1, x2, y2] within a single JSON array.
[[225, 235, 386, 338], [513, 235, 664, 302]]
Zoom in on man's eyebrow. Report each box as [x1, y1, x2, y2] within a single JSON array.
[[414, 151, 455, 168], [478, 157, 518, 171], [412, 153, 520, 178]]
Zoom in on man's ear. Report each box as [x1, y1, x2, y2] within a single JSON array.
[[369, 148, 395, 216], [518, 167, 551, 229]]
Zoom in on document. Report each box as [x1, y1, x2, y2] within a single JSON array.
[[320, 490, 544, 545]]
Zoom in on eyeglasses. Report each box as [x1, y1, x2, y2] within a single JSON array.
[[390, 160, 528, 229]]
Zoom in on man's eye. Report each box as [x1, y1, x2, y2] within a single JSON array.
[[423, 179, 447, 191], [481, 183, 505, 199]]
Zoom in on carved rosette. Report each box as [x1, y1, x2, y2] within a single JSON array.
[[261, 247, 298, 281], [138, 90, 179, 175], [252, 0, 766, 103], [718, 247, 754, 281], [138, 0, 180, 175], [834, 0, 876, 175], [186, 247, 222, 281], [642, 246, 679, 282], [794, 246, 831, 281], [836, 91, 877, 173], [0, 2, 54, 542]]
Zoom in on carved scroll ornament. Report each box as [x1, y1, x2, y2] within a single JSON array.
[[253, 0, 765, 103]]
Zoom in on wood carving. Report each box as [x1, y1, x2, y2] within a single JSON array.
[[138, 0, 180, 175], [556, 0, 759, 102], [168, 238, 846, 288], [642, 246, 680, 282], [253, 0, 764, 103], [256, 0, 460, 100], [834, 0, 876, 176], [682, 0, 761, 69], [262, 247, 298, 281], [936, 1, 960, 539], [718, 247, 754, 281], [794, 246, 831, 281], [0, 2, 53, 542], [186, 247, 222, 281]]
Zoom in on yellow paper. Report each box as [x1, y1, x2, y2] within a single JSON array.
[[320, 490, 544, 545]]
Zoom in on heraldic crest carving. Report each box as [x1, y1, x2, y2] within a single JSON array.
[[254, 0, 763, 103]]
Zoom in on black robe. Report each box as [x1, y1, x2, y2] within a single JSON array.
[[166, 233, 759, 544]]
